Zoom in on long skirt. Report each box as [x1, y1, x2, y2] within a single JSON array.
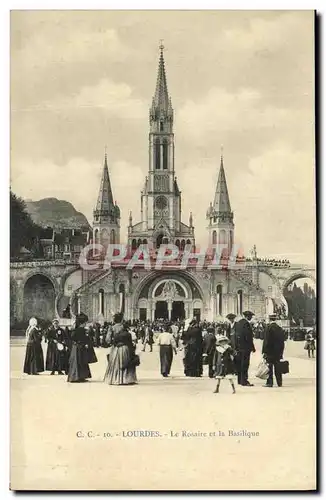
[[104, 345, 137, 385], [23, 343, 41, 375], [183, 344, 203, 377], [87, 344, 98, 364], [160, 345, 173, 376], [67, 344, 91, 382], [46, 343, 67, 372], [35, 342, 44, 372]]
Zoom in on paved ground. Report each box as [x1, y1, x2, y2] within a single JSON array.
[[10, 339, 316, 491]]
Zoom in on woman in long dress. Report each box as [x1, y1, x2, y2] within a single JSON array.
[[182, 318, 203, 377], [104, 313, 137, 386], [45, 319, 67, 375], [157, 326, 177, 377], [67, 313, 92, 383], [85, 324, 98, 364], [23, 317, 44, 375]]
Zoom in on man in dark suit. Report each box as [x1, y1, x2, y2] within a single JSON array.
[[235, 311, 256, 386], [262, 314, 285, 387], [203, 326, 216, 378]]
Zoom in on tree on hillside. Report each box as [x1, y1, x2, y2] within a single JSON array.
[[10, 191, 42, 258]]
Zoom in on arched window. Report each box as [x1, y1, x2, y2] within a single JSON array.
[[160, 120, 164, 132], [219, 229, 226, 245], [101, 229, 109, 246], [216, 285, 223, 315], [137, 238, 142, 247], [110, 229, 115, 244], [237, 290, 243, 315], [94, 229, 99, 244], [230, 231, 234, 251], [99, 289, 104, 315], [132, 239, 137, 250], [155, 137, 161, 170], [162, 237, 169, 244], [175, 239, 180, 249], [143, 239, 148, 244], [163, 138, 168, 170], [212, 230, 217, 245], [180, 240, 185, 251]]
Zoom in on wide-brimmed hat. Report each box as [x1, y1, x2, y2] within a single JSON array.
[[226, 313, 236, 320], [243, 310, 255, 319], [216, 335, 229, 344], [52, 318, 59, 325], [268, 314, 277, 320]]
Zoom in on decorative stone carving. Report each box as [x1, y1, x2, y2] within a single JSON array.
[[156, 280, 183, 301], [154, 175, 169, 192]]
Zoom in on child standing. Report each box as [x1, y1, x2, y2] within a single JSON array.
[[304, 332, 316, 358], [213, 335, 237, 394]]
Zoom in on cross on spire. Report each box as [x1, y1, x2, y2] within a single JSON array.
[[152, 40, 170, 112]]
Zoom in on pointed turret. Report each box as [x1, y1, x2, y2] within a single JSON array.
[[213, 154, 232, 214], [95, 152, 115, 216], [93, 151, 120, 247], [207, 152, 234, 250]]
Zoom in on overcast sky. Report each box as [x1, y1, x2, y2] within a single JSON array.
[[10, 10, 315, 264]]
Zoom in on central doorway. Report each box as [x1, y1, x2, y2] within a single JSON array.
[[172, 301, 185, 321], [155, 301, 168, 320]]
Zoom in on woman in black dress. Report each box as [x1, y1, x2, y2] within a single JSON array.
[[67, 313, 92, 383], [23, 317, 44, 375], [104, 313, 137, 385], [45, 319, 67, 375], [182, 318, 203, 377], [85, 324, 98, 364]]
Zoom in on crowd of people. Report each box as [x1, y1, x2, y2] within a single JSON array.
[[23, 307, 307, 392]]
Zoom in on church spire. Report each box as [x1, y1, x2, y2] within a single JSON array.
[[213, 153, 232, 213], [206, 151, 234, 249], [153, 41, 170, 112], [95, 151, 115, 214]]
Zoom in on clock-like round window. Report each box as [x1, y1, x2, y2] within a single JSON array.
[[155, 196, 167, 210]]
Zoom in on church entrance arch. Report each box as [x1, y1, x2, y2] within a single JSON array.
[[134, 271, 204, 321]]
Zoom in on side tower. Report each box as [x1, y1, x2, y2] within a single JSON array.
[[206, 153, 234, 252], [93, 152, 120, 248]]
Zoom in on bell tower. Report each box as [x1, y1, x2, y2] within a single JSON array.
[[206, 152, 234, 252], [145, 41, 181, 237], [128, 43, 195, 251]]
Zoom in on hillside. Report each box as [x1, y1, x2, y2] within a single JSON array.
[[25, 198, 90, 229]]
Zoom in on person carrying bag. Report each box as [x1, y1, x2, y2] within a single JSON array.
[[255, 357, 269, 380]]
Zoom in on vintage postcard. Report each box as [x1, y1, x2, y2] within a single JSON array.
[[10, 10, 316, 491]]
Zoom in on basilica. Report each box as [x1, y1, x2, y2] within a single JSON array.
[[12, 45, 308, 327], [74, 45, 269, 323]]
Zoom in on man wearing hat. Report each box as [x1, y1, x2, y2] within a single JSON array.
[[234, 311, 256, 386], [262, 314, 285, 387]]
